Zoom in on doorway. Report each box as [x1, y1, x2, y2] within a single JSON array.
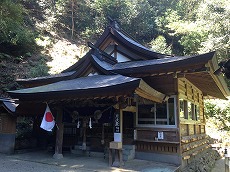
[[123, 111, 135, 145]]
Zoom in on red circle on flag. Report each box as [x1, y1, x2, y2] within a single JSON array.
[[45, 112, 53, 122]]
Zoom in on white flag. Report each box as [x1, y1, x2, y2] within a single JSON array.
[[40, 105, 55, 131]]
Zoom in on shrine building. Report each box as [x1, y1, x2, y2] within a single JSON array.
[[1, 20, 229, 169]]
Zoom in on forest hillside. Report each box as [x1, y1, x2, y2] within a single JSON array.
[[0, 0, 230, 141]]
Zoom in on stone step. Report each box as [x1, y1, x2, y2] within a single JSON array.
[[123, 149, 135, 156], [71, 149, 108, 159], [123, 154, 129, 161], [122, 144, 135, 161], [73, 145, 90, 151], [71, 149, 89, 156], [123, 153, 135, 161], [123, 145, 135, 150]]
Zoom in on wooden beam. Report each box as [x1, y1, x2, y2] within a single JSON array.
[[122, 106, 136, 112], [135, 80, 165, 103]]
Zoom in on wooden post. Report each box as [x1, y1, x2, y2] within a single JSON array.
[[82, 117, 87, 150], [109, 104, 124, 167], [53, 108, 64, 159]]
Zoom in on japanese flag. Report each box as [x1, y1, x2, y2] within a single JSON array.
[[40, 105, 55, 131]]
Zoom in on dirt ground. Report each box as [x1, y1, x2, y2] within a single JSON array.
[[0, 151, 179, 172], [1, 151, 227, 172]]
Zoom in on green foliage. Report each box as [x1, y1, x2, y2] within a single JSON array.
[[205, 99, 230, 131], [163, 0, 229, 58], [150, 35, 172, 54], [179, 32, 207, 55], [197, 0, 230, 61], [29, 56, 49, 78], [0, 0, 37, 56]]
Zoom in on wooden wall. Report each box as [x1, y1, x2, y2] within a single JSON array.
[[0, 113, 16, 134], [0, 113, 16, 154], [126, 76, 209, 166], [135, 75, 180, 156], [135, 128, 180, 155], [177, 78, 209, 163]]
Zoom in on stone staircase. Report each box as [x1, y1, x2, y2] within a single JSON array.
[[122, 145, 135, 161]]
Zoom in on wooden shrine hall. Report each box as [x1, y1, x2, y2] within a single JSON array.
[[2, 20, 230, 169]]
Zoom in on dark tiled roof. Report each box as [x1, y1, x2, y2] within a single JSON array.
[[92, 51, 215, 75], [114, 52, 213, 70], [91, 54, 113, 71], [111, 28, 170, 59], [17, 71, 75, 82], [11, 75, 139, 93], [8, 75, 141, 101], [94, 26, 169, 60], [115, 30, 151, 51], [90, 51, 230, 99]]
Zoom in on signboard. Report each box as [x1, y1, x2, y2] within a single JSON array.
[[114, 133, 122, 142], [114, 112, 121, 142], [158, 131, 164, 140], [114, 112, 120, 133], [134, 129, 137, 140]]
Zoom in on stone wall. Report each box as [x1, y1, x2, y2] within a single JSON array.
[[180, 148, 221, 172]]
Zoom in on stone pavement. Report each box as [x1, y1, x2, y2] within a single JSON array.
[[0, 151, 180, 172]]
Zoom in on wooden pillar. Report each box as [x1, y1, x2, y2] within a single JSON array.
[[53, 108, 64, 159], [82, 117, 87, 150], [109, 103, 124, 167], [0, 113, 16, 154], [120, 109, 123, 142]]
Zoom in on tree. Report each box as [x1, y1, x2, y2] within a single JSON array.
[[196, 0, 230, 61], [205, 99, 230, 131], [149, 35, 172, 54], [0, 0, 36, 56]]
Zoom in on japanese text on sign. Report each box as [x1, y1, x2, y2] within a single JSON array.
[[114, 113, 120, 133]]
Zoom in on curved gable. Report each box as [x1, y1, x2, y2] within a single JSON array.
[[94, 21, 170, 61]]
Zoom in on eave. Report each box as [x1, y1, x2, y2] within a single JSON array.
[[16, 50, 112, 88], [92, 51, 229, 99], [16, 71, 75, 87], [8, 75, 165, 103], [0, 98, 18, 114], [186, 54, 230, 99]]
